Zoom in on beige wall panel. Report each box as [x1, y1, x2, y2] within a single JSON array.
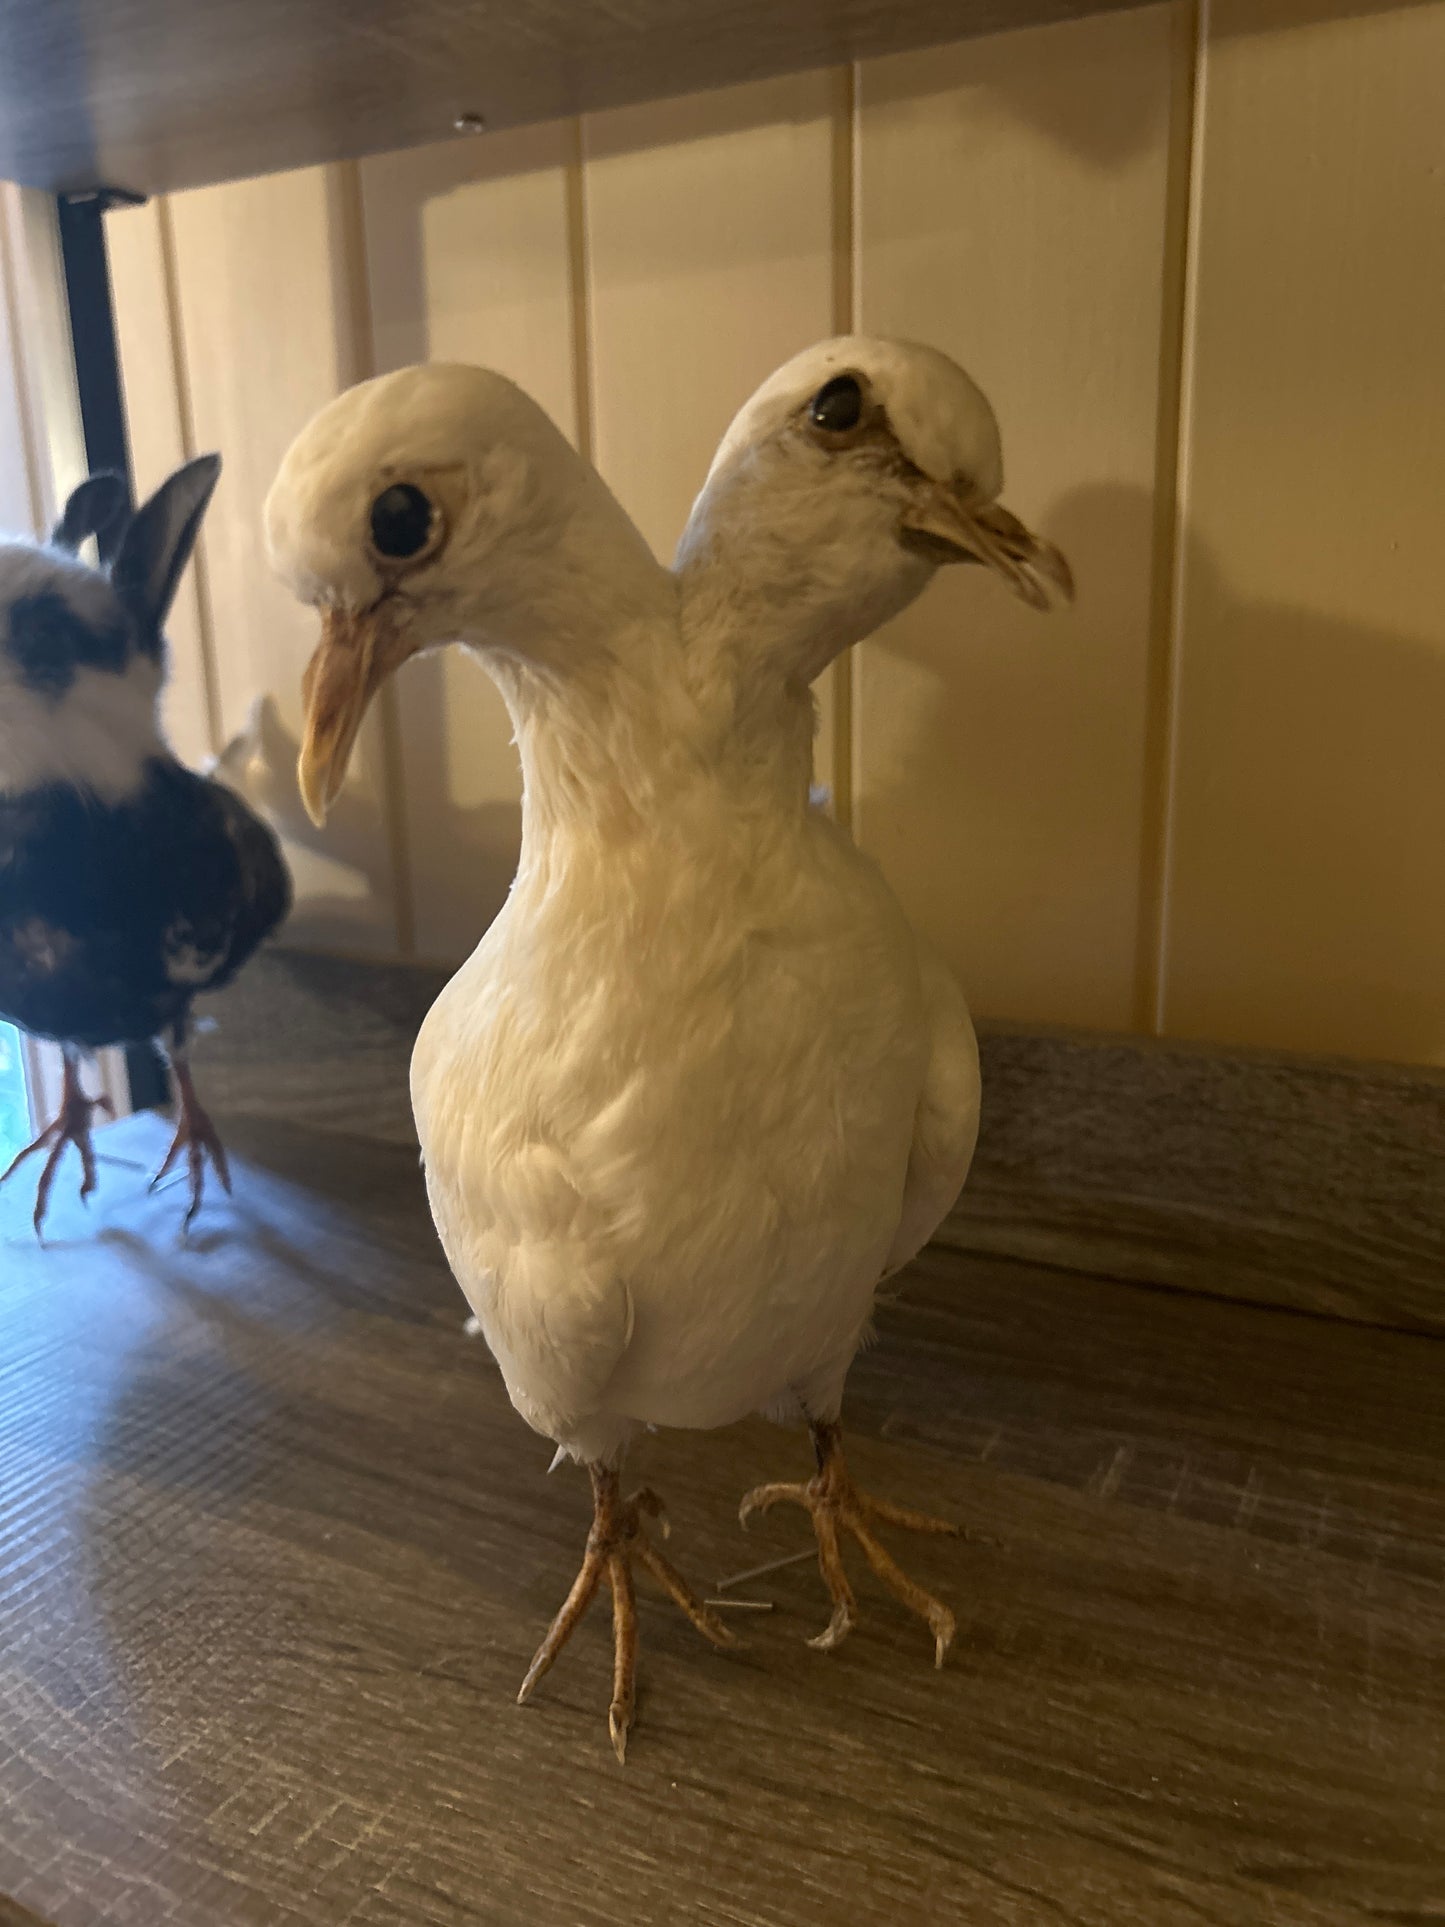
[[1163, 0, 1445, 1065], [107, 198, 216, 768], [360, 124, 578, 962], [2, 189, 88, 524], [856, 6, 1178, 1029], [166, 167, 403, 954], [0, 189, 41, 537], [583, 73, 845, 800]]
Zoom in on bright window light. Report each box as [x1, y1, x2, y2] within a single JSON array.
[[0, 1024, 32, 1166]]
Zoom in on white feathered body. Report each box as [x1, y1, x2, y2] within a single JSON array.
[[412, 768, 978, 1465], [259, 352, 1006, 1468]]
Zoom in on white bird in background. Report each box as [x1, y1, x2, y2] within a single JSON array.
[[264, 338, 1071, 1760]]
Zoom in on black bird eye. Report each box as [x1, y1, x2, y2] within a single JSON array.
[[808, 374, 864, 434], [369, 483, 436, 560]]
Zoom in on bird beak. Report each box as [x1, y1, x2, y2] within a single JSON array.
[[900, 487, 1074, 612], [297, 603, 405, 827]]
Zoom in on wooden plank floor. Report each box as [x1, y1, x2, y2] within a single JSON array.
[[1, 1111, 1442, 1925]]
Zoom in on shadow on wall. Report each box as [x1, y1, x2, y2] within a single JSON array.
[[286, 73, 1444, 1059], [240, 478, 1445, 1065], [856, 479, 1161, 1035], [860, 479, 1445, 1065], [216, 692, 520, 970], [861, 0, 1436, 174], [860, 6, 1173, 172], [1160, 499, 1445, 1068]]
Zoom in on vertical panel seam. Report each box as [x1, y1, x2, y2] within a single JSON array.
[[1136, 0, 1207, 1036], [832, 61, 859, 834], [336, 158, 417, 959], [156, 194, 226, 760], [567, 118, 596, 466], [0, 190, 47, 537], [6, 191, 84, 526]]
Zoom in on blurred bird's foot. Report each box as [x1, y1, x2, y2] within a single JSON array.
[[517, 1465, 739, 1763], [0, 1051, 113, 1238], [739, 1419, 959, 1667], [150, 1048, 231, 1233]]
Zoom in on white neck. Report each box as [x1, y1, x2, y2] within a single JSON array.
[[482, 620, 693, 843], [675, 454, 932, 693], [473, 611, 819, 880]]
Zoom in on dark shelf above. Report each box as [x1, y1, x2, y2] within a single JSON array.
[[1, 0, 1134, 197]]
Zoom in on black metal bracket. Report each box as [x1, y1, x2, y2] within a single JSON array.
[[55, 187, 144, 557], [55, 184, 170, 1114]]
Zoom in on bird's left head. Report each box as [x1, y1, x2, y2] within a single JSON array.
[[266, 362, 658, 828]]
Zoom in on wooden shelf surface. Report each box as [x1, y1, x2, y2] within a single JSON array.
[[0, 0, 1136, 195], [1, 1106, 1441, 1923]]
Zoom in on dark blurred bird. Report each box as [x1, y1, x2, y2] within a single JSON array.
[[0, 458, 292, 1234]]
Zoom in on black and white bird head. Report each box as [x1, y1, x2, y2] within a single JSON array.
[[0, 455, 220, 802], [677, 336, 1073, 684]]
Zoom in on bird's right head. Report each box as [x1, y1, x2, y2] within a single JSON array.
[[0, 456, 220, 800], [677, 336, 1072, 688]]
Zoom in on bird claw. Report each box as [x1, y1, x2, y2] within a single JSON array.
[[519, 1467, 736, 1762], [933, 1612, 956, 1670], [2, 1066, 112, 1239], [628, 1486, 670, 1539], [148, 1140, 184, 1193], [737, 1480, 804, 1531], [150, 1066, 232, 1233], [806, 1602, 855, 1654], [740, 1424, 961, 1668], [515, 1656, 548, 1707]]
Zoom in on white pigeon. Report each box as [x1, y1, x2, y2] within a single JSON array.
[[264, 337, 1071, 1760]]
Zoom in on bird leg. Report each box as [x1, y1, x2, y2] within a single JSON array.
[[739, 1418, 959, 1667], [517, 1464, 739, 1763], [150, 1034, 231, 1233], [0, 1047, 113, 1238]]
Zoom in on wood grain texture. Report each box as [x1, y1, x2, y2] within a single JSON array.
[[854, 4, 1180, 1031], [1, 1106, 1442, 1924], [1161, 0, 1445, 1066], [0, 1900, 55, 1927], [359, 124, 581, 963], [0, 0, 1143, 197], [162, 166, 405, 957], [950, 1023, 1445, 1334], [192, 948, 442, 1149]]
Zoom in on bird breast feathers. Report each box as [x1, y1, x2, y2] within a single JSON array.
[[412, 823, 928, 1300]]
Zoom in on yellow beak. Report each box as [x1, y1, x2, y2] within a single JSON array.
[[900, 487, 1073, 611], [297, 603, 403, 827]]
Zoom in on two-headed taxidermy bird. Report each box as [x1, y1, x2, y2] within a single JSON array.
[[265, 338, 1070, 1759], [0, 459, 292, 1234]]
